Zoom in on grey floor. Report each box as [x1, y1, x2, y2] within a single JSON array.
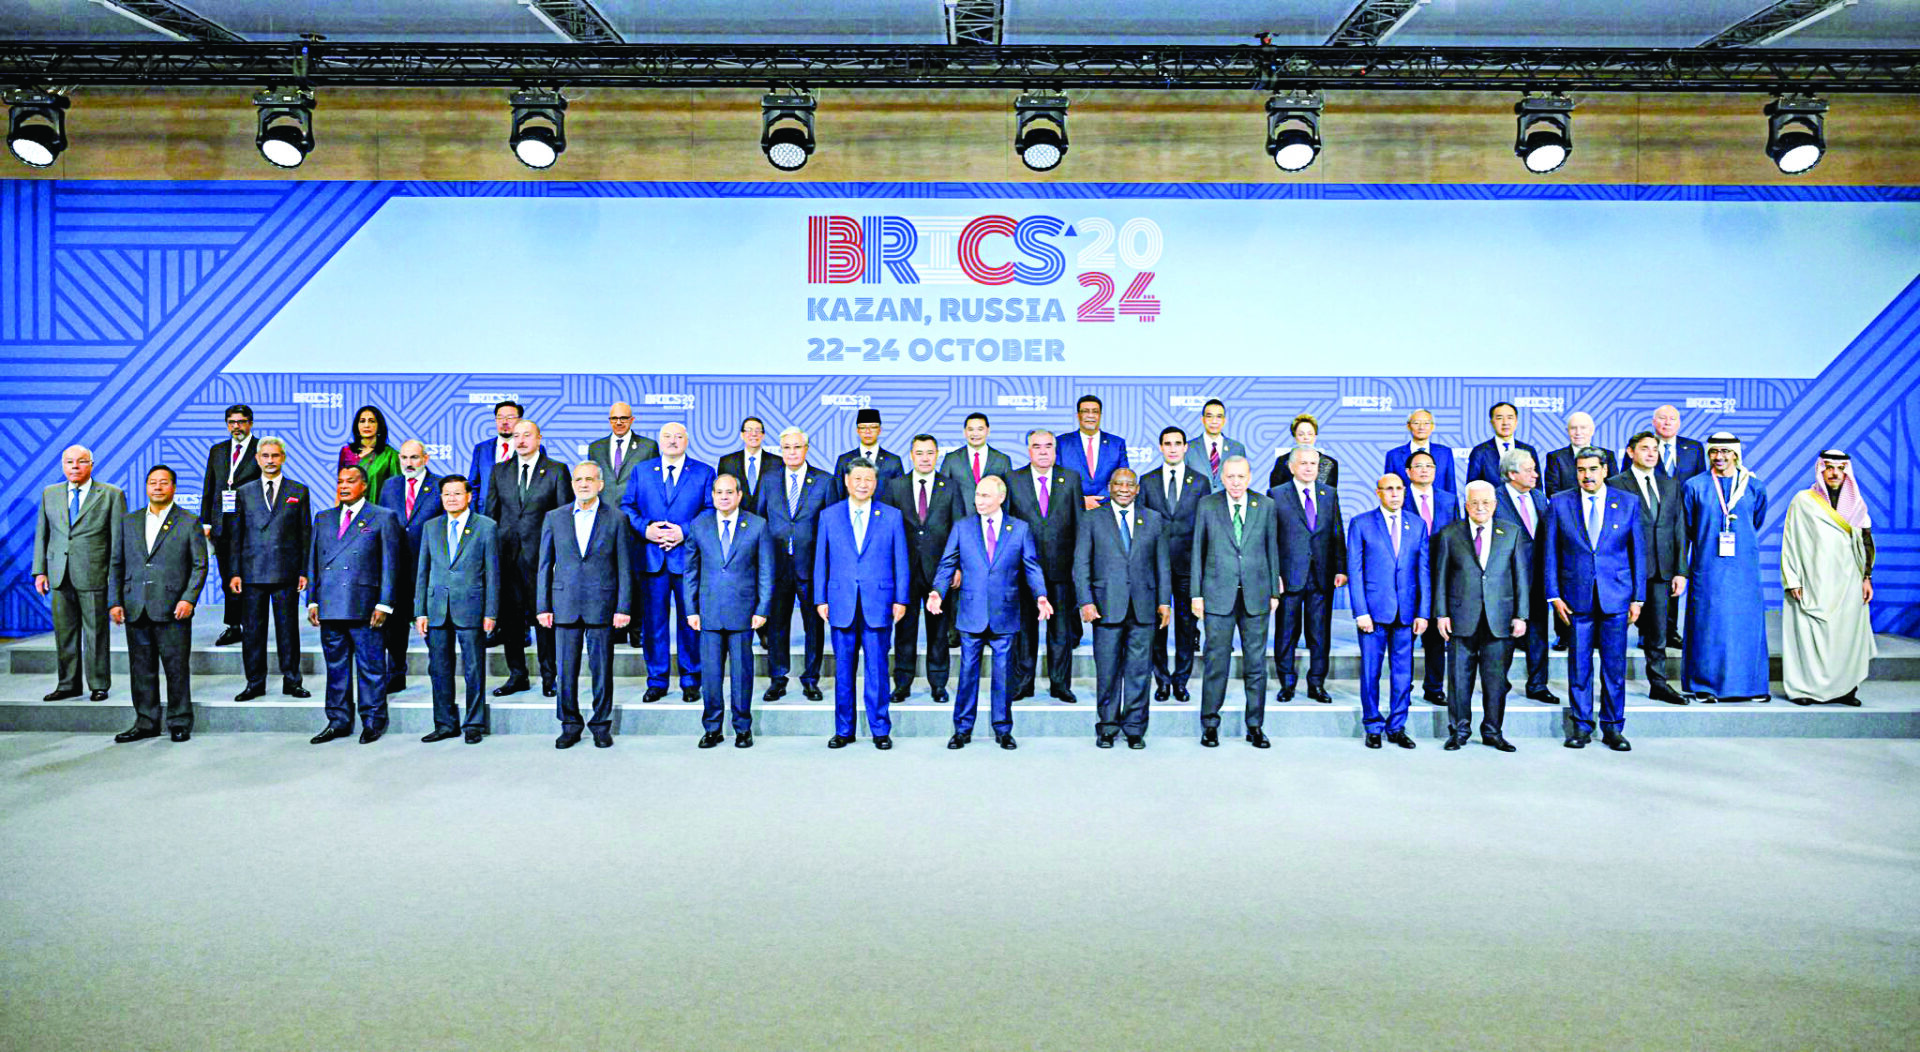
[[1, 732, 1916, 1052]]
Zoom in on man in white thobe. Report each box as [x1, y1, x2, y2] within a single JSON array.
[[1781, 449, 1876, 706]]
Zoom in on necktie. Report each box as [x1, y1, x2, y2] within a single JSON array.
[[1518, 492, 1535, 535], [864, 450, 874, 466], [265, 480, 277, 512], [972, 451, 982, 483], [1303, 487, 1316, 530], [1118, 508, 1132, 552], [1231, 502, 1244, 545], [68, 486, 79, 525], [666, 464, 677, 493], [1663, 442, 1675, 474], [722, 517, 734, 560], [1085, 435, 1097, 476], [1474, 524, 1485, 564], [1419, 492, 1432, 530], [519, 462, 531, 495], [406, 476, 417, 518], [746, 455, 757, 493], [613, 438, 623, 475], [1586, 494, 1602, 548], [1499, 440, 1509, 457], [231, 443, 243, 472], [853, 505, 867, 550], [787, 472, 800, 517], [1039, 474, 1050, 517], [1166, 469, 1178, 507], [337, 505, 353, 539], [1388, 513, 1400, 556], [448, 517, 460, 559], [918, 479, 929, 522], [985, 516, 998, 561], [1642, 474, 1659, 519], [1209, 440, 1220, 475], [500, 440, 510, 462]]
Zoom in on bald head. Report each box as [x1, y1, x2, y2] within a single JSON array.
[[609, 401, 633, 438], [1565, 412, 1595, 446]]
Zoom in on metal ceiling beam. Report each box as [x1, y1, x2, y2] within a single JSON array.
[[1702, 0, 1858, 49], [519, 0, 624, 45], [945, 1, 1004, 46], [0, 43, 1914, 92], [1327, 1, 1430, 47], [85, 0, 244, 43]]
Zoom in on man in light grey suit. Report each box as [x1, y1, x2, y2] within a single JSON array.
[[1190, 455, 1282, 748], [106, 465, 207, 742], [33, 444, 127, 702], [414, 474, 500, 744], [538, 461, 633, 750], [1431, 481, 1530, 752], [1183, 398, 1248, 488], [685, 473, 775, 748], [1073, 468, 1171, 748], [587, 401, 658, 648]]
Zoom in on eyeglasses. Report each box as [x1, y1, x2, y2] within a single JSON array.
[[609, 415, 632, 422]]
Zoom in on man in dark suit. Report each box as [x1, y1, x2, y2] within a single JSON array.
[[1466, 401, 1539, 489], [621, 421, 714, 703], [881, 435, 958, 703], [1191, 456, 1282, 748], [538, 461, 632, 750], [413, 474, 499, 744], [587, 400, 657, 648], [814, 462, 910, 750], [375, 440, 442, 696], [1139, 427, 1210, 703], [1382, 408, 1457, 497], [466, 399, 521, 524], [1492, 447, 1559, 706], [306, 465, 406, 745], [33, 445, 126, 702], [1431, 481, 1530, 752], [758, 426, 838, 702], [1347, 474, 1432, 750], [486, 419, 571, 698], [939, 412, 1014, 508], [1405, 449, 1459, 705], [684, 473, 774, 749], [1543, 412, 1618, 497], [1544, 448, 1647, 752], [106, 465, 207, 742], [200, 404, 259, 645], [930, 475, 1052, 750], [716, 416, 781, 512], [1074, 468, 1171, 748], [1269, 445, 1345, 704], [228, 437, 311, 701], [1184, 399, 1247, 490], [1610, 431, 1689, 705], [1056, 393, 1129, 509], [1006, 429, 1083, 703], [833, 407, 905, 486], [1650, 403, 1705, 651]]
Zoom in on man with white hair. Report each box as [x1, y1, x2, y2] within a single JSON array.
[[1781, 449, 1876, 706], [34, 445, 127, 702], [1680, 433, 1770, 703], [1430, 481, 1528, 751], [1544, 412, 1617, 497]]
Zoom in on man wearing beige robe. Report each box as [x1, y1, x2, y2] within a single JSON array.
[[1781, 449, 1875, 706]]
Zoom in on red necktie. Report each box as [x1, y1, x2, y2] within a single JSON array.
[[972, 451, 982, 483], [500, 440, 509, 461], [406, 477, 417, 517], [1209, 440, 1220, 474]]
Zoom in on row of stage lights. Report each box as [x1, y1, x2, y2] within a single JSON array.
[[4, 86, 1833, 176]]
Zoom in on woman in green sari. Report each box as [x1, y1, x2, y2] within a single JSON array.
[[338, 404, 400, 500]]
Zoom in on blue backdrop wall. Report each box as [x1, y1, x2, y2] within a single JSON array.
[[3, 179, 1918, 635]]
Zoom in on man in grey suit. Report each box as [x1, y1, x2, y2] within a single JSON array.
[[1431, 481, 1530, 752], [1073, 468, 1171, 748], [1609, 430, 1690, 705], [587, 401, 657, 648], [33, 444, 127, 702], [307, 465, 407, 745], [413, 475, 500, 744], [1190, 456, 1282, 748], [685, 473, 775, 749], [1184, 399, 1248, 489], [106, 465, 207, 742], [939, 412, 1014, 508], [538, 461, 633, 750], [228, 437, 312, 701]]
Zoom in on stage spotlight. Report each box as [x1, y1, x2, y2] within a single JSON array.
[[6, 90, 70, 169], [1765, 94, 1828, 175], [1513, 93, 1574, 174], [1014, 93, 1070, 172], [1264, 90, 1323, 172], [761, 92, 816, 171], [254, 88, 315, 169], [509, 89, 568, 169]]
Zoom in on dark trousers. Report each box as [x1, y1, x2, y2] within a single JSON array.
[[242, 582, 304, 691], [1092, 615, 1152, 737], [1200, 594, 1270, 730], [891, 596, 950, 696], [699, 627, 755, 734], [1567, 608, 1629, 735], [126, 615, 193, 731], [1420, 619, 1448, 696], [214, 528, 243, 627], [765, 571, 825, 687], [555, 622, 614, 732], [831, 599, 893, 738], [1521, 590, 1553, 695], [641, 570, 700, 689], [381, 596, 414, 692], [1638, 576, 1674, 694], [1357, 621, 1415, 735], [319, 619, 388, 731], [1016, 576, 1079, 695], [1446, 619, 1515, 739], [1274, 588, 1332, 691], [1153, 565, 1198, 689], [426, 624, 488, 732], [954, 629, 1015, 736], [501, 559, 556, 688], [50, 582, 110, 692]]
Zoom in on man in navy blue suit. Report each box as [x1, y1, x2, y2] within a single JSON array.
[[1543, 412, 1619, 497], [758, 426, 838, 702], [621, 422, 714, 704], [814, 462, 910, 750], [685, 473, 774, 749], [1466, 401, 1539, 488], [1543, 448, 1647, 752], [1139, 427, 1209, 703], [465, 399, 521, 528], [227, 437, 310, 701], [1405, 449, 1459, 706], [1073, 468, 1170, 749], [1056, 393, 1129, 509], [1650, 403, 1706, 650], [306, 465, 406, 745], [376, 439, 442, 696], [1382, 408, 1456, 497], [538, 462, 632, 749], [1346, 473, 1431, 750], [929, 475, 1052, 750], [1492, 447, 1559, 706], [1269, 446, 1344, 704]]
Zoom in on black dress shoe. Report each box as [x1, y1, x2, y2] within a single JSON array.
[[1172, 686, 1191, 702], [43, 688, 81, 701], [1126, 734, 1145, 750], [1443, 735, 1467, 751], [763, 680, 788, 701], [492, 679, 530, 697], [874, 735, 893, 750], [169, 729, 191, 742], [283, 684, 311, 698], [114, 726, 160, 743], [1096, 733, 1116, 749], [214, 626, 244, 646], [1667, 633, 1685, 650], [1564, 733, 1588, 749], [1201, 728, 1219, 748], [1835, 689, 1862, 707], [1154, 683, 1170, 701], [387, 679, 408, 695], [890, 687, 911, 703], [683, 687, 700, 704], [1388, 730, 1416, 750], [1307, 686, 1333, 704], [420, 728, 459, 743], [1602, 732, 1632, 752], [358, 727, 385, 744], [1526, 689, 1561, 705], [1365, 733, 1382, 749], [995, 733, 1016, 750], [802, 686, 824, 701], [1011, 687, 1035, 701], [542, 684, 557, 698], [642, 686, 668, 703], [735, 732, 753, 748], [556, 732, 581, 749], [828, 734, 855, 749], [234, 685, 266, 702], [1050, 687, 1078, 704], [1424, 691, 1447, 705], [89, 690, 109, 702], [931, 690, 949, 705], [1650, 686, 1690, 705], [1551, 641, 1568, 652], [698, 731, 725, 749], [311, 726, 351, 744], [463, 729, 484, 744], [1246, 728, 1270, 748], [948, 733, 968, 750], [1276, 688, 1294, 703], [593, 732, 613, 748]]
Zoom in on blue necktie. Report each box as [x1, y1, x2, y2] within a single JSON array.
[[68, 486, 79, 525], [722, 517, 734, 560], [1118, 509, 1132, 552], [666, 464, 677, 494], [447, 518, 460, 559]]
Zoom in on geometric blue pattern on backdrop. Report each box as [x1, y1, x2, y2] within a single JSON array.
[[3, 180, 1917, 636]]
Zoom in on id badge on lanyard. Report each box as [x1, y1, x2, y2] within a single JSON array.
[[221, 490, 237, 514], [1713, 473, 1742, 558], [1718, 530, 1736, 557]]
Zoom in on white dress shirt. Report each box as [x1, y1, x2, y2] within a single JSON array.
[[849, 499, 871, 549], [144, 503, 172, 551], [67, 479, 93, 514], [1161, 463, 1184, 506], [1631, 464, 1660, 508]]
